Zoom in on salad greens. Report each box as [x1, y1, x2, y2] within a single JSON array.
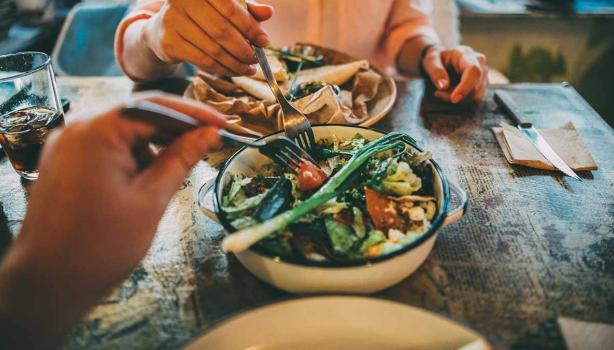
[[268, 45, 325, 72], [221, 133, 438, 261]]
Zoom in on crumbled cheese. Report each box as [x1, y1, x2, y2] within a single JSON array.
[[408, 206, 425, 221], [388, 229, 406, 242]]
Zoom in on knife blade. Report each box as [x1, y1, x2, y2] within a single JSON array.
[[494, 90, 581, 181]]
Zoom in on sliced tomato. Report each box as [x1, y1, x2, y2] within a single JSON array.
[[364, 187, 405, 232], [298, 161, 328, 192]]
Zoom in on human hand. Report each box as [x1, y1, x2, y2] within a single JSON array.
[[0, 93, 225, 348], [422, 45, 488, 104], [142, 0, 273, 77]]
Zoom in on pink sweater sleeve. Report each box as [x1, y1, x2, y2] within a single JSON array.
[[114, 0, 164, 79], [381, 0, 441, 69]]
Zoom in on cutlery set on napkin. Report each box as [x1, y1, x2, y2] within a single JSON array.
[[492, 90, 597, 178]]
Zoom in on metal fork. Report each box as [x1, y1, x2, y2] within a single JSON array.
[[222, 130, 316, 173], [120, 100, 316, 173], [253, 47, 317, 155], [237, 0, 316, 154]]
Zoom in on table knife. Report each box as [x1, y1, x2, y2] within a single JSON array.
[[494, 90, 581, 180]]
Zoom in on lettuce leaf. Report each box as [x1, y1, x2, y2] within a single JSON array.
[[324, 216, 358, 255], [352, 207, 366, 239], [222, 192, 267, 220], [381, 160, 421, 196], [223, 176, 252, 207], [360, 230, 385, 254]]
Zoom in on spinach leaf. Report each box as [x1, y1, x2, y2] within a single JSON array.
[[253, 177, 293, 222], [290, 219, 333, 259]]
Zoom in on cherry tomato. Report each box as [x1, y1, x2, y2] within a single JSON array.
[[298, 161, 328, 191]]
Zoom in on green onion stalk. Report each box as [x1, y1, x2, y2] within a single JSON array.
[[222, 132, 415, 253]]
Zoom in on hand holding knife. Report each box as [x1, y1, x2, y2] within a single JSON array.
[[494, 90, 581, 181]]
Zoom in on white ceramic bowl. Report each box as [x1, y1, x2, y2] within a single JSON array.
[[199, 125, 468, 294]]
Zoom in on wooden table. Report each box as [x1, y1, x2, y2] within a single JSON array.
[[0, 77, 612, 349]]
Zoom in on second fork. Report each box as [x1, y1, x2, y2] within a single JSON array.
[[252, 47, 317, 156]]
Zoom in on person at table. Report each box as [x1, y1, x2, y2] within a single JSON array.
[[116, 0, 488, 104], [0, 94, 225, 349]]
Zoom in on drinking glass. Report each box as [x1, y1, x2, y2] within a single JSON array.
[[0, 52, 65, 180]]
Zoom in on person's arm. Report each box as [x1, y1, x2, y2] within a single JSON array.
[[115, 0, 273, 82], [385, 0, 488, 103], [117, 6, 180, 81], [0, 94, 226, 349]]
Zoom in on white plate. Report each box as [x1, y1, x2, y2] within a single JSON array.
[[184, 296, 490, 350]]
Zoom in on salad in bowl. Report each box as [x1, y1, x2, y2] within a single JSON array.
[[221, 133, 437, 262], [200, 125, 467, 293]]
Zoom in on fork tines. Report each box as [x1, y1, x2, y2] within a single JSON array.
[[260, 136, 317, 174], [294, 130, 317, 154], [278, 146, 306, 172]]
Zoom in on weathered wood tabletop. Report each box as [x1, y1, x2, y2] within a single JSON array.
[[0, 77, 612, 349]]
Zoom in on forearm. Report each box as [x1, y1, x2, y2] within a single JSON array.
[[396, 34, 441, 76], [0, 242, 98, 349], [121, 19, 180, 82]]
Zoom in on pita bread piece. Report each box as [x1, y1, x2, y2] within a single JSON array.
[[295, 60, 369, 86], [250, 54, 288, 82]]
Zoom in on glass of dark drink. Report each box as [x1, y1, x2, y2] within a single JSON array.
[[0, 52, 65, 180]]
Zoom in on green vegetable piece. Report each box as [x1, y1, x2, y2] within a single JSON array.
[[364, 157, 392, 191], [253, 178, 293, 222], [338, 188, 366, 212], [325, 216, 358, 255], [319, 147, 354, 159], [360, 230, 386, 254], [339, 134, 367, 151], [223, 176, 251, 207], [231, 216, 259, 230], [222, 192, 267, 220], [270, 45, 325, 72], [381, 160, 422, 196], [352, 207, 366, 239]]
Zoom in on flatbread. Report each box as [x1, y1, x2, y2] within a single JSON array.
[[295, 60, 369, 86], [185, 47, 388, 136], [232, 60, 370, 101], [250, 55, 288, 82], [231, 76, 277, 101]]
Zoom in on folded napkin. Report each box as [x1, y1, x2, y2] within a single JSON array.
[[492, 122, 598, 171]]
